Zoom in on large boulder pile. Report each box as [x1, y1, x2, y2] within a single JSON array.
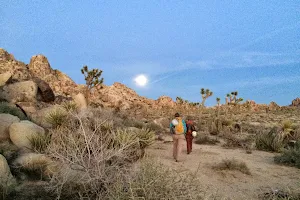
[[291, 98, 300, 107], [0, 113, 55, 194]]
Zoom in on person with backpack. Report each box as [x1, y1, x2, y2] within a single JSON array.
[[170, 113, 187, 162], [185, 116, 196, 154]]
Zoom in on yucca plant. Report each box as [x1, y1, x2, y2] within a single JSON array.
[[62, 101, 78, 112], [45, 108, 68, 128], [135, 128, 156, 149], [255, 127, 286, 152]]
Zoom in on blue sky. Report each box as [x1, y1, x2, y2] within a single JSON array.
[[1, 1, 299, 106]]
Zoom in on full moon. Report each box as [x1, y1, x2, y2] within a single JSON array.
[[134, 74, 148, 86]]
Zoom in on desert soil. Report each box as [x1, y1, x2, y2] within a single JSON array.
[[147, 140, 300, 200]]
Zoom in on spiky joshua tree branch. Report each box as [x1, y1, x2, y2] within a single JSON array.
[[81, 65, 104, 104]]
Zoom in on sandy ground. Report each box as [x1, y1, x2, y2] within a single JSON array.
[[147, 140, 300, 200]]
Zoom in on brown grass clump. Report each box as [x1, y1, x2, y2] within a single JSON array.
[[195, 134, 220, 145], [29, 133, 51, 154], [212, 158, 251, 175]]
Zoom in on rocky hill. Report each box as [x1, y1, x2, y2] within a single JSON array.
[[0, 48, 298, 116], [0, 48, 176, 113]]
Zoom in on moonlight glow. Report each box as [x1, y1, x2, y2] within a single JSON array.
[[134, 74, 148, 86]]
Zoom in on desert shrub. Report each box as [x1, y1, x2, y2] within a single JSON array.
[[195, 134, 220, 145], [274, 141, 300, 169], [45, 113, 144, 199], [13, 158, 50, 181], [123, 118, 144, 129], [108, 158, 206, 200], [261, 188, 300, 200], [145, 122, 162, 132], [29, 133, 51, 154], [212, 158, 251, 175], [0, 102, 28, 120], [255, 127, 286, 152], [223, 134, 254, 149], [221, 119, 233, 127], [45, 108, 68, 128]]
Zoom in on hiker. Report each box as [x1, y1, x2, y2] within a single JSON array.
[[170, 113, 186, 162], [185, 116, 196, 154]]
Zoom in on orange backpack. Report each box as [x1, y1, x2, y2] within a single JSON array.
[[174, 117, 184, 134]]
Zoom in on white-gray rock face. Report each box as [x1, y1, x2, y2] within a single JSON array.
[[0, 81, 38, 103], [9, 120, 45, 149]]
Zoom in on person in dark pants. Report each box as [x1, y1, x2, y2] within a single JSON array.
[[185, 116, 196, 154]]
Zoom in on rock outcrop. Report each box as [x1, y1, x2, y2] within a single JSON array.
[[0, 72, 12, 86], [291, 98, 300, 107], [0, 48, 31, 81], [0, 81, 38, 103], [269, 101, 280, 111]]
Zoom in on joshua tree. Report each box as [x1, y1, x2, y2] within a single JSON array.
[[216, 97, 221, 107], [231, 91, 238, 103], [200, 88, 213, 106], [81, 65, 104, 104], [176, 97, 184, 104], [226, 93, 233, 104]]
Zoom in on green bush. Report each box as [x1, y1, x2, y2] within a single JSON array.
[[274, 141, 300, 169], [0, 102, 28, 120]]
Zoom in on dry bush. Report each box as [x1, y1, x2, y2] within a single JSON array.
[[44, 112, 146, 199], [274, 141, 300, 169], [261, 188, 300, 200], [114, 158, 207, 200], [212, 158, 251, 175], [222, 134, 253, 149], [195, 134, 220, 145]]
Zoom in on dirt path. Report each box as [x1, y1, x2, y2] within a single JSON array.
[[147, 141, 300, 200]]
